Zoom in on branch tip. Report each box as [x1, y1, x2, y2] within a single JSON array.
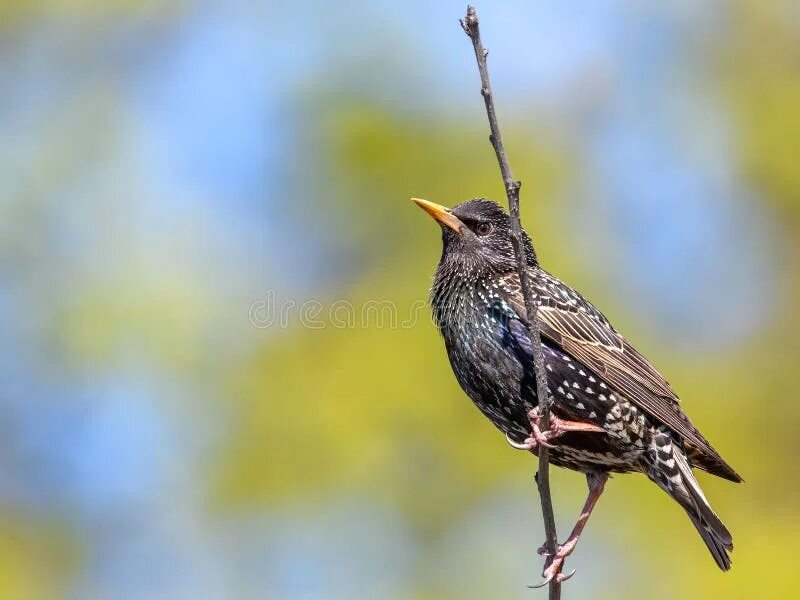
[[462, 5, 479, 38]]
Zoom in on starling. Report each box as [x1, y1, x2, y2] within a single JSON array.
[[412, 197, 741, 584]]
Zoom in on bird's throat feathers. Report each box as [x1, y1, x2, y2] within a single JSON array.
[[425, 198, 537, 331]]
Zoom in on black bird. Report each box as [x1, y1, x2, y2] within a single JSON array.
[[413, 197, 741, 584]]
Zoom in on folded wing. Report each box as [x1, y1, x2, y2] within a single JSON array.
[[502, 270, 742, 483]]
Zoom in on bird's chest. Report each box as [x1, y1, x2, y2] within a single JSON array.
[[437, 288, 536, 433]]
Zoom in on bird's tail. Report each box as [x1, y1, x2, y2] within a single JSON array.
[[674, 450, 733, 570], [646, 433, 733, 571]]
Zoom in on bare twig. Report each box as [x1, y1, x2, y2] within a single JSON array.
[[460, 5, 561, 598]]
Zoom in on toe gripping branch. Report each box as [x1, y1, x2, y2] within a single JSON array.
[[531, 472, 609, 588], [506, 407, 604, 453]]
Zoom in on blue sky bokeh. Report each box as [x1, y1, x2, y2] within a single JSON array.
[[0, 1, 793, 598]]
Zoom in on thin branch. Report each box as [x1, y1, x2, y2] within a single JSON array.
[[460, 6, 561, 599]]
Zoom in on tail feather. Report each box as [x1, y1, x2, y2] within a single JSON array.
[[646, 431, 734, 571], [686, 508, 732, 570], [673, 449, 733, 570]]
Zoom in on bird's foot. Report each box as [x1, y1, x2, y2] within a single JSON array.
[[507, 409, 603, 453], [531, 541, 578, 588], [530, 472, 608, 589], [504, 426, 554, 453], [528, 407, 604, 444]]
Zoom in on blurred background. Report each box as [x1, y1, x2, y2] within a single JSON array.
[[1, 0, 799, 598]]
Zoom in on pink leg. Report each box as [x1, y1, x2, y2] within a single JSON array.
[[507, 407, 604, 453], [533, 472, 609, 587]]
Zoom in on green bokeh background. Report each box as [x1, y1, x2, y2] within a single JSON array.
[[1, 1, 799, 598]]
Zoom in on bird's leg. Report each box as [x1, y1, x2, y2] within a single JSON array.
[[529, 406, 605, 445], [507, 408, 605, 453], [532, 472, 609, 588]]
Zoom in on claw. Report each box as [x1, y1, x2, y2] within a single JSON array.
[[505, 432, 534, 450], [558, 568, 576, 583], [529, 557, 576, 588], [529, 577, 551, 589]]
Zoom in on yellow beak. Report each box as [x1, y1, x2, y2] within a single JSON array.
[[411, 198, 465, 234]]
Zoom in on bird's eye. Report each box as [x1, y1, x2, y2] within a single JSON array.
[[475, 222, 493, 236]]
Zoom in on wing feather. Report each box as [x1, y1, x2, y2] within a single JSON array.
[[502, 271, 741, 482]]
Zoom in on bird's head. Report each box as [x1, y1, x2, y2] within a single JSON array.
[[412, 197, 536, 278]]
